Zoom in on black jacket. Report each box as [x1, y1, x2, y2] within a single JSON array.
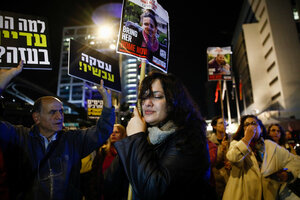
[[0, 107, 115, 200], [104, 128, 216, 200]]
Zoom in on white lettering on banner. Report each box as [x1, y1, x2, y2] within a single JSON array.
[[0, 16, 46, 33], [0, 16, 14, 30], [122, 26, 138, 37], [122, 26, 138, 43], [81, 53, 88, 62], [122, 33, 132, 42], [88, 99, 103, 109], [0, 46, 50, 65], [17, 18, 46, 33], [81, 53, 112, 72]]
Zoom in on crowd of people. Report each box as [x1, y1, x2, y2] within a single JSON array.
[[221, 115, 300, 200], [207, 116, 300, 200], [0, 61, 300, 200]]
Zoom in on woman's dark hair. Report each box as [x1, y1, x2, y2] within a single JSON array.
[[140, 9, 157, 27], [138, 71, 207, 143], [138, 71, 210, 179], [267, 123, 286, 145], [232, 115, 267, 141]]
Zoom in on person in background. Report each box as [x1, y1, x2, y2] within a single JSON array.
[[267, 123, 297, 155], [88, 124, 127, 200], [207, 139, 218, 190], [286, 130, 296, 146], [223, 115, 300, 200], [0, 61, 115, 200], [104, 71, 215, 200], [285, 130, 299, 155], [207, 115, 231, 199]]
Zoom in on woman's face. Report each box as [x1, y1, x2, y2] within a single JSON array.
[[110, 126, 122, 143], [269, 125, 281, 144], [142, 17, 157, 36], [142, 79, 168, 126], [243, 117, 262, 140]]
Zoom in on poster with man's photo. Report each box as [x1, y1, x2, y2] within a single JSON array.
[[207, 47, 232, 81], [117, 0, 169, 73]]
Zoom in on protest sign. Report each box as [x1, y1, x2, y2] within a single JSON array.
[[87, 99, 103, 119], [207, 46, 232, 81], [68, 39, 121, 92], [0, 11, 51, 70], [117, 0, 169, 73]]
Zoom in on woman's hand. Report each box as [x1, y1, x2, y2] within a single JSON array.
[[242, 125, 256, 145], [97, 79, 112, 108], [268, 168, 290, 182], [220, 136, 229, 152], [275, 168, 289, 182], [126, 107, 146, 136]]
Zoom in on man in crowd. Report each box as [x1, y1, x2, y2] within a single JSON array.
[[0, 61, 115, 199]]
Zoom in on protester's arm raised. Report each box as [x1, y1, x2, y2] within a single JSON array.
[[0, 60, 23, 92], [97, 79, 112, 108]]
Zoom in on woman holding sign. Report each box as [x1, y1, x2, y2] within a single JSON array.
[[104, 71, 215, 199]]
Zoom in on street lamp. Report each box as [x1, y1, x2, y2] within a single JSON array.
[[98, 24, 113, 39]]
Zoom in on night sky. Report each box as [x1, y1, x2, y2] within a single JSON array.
[[2, 0, 243, 119]]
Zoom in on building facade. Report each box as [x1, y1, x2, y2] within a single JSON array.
[[232, 0, 300, 124]]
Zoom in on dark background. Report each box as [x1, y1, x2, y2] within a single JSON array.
[[2, 0, 243, 119]]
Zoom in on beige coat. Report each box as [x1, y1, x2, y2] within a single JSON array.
[[223, 139, 300, 200]]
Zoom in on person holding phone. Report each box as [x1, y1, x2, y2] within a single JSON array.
[[223, 115, 300, 200]]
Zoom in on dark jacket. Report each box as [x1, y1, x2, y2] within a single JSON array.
[[104, 129, 216, 200], [0, 107, 115, 200]]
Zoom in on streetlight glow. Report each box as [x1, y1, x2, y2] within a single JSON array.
[[98, 25, 113, 39], [109, 43, 116, 50]]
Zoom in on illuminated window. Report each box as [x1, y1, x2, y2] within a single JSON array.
[[72, 86, 83, 100]]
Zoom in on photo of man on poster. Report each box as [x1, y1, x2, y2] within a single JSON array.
[[207, 47, 232, 81], [208, 53, 231, 75]]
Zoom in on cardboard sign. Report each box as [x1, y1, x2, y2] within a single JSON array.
[[87, 99, 103, 118], [207, 47, 232, 81], [0, 10, 51, 70], [68, 39, 121, 92], [117, 0, 169, 73]]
